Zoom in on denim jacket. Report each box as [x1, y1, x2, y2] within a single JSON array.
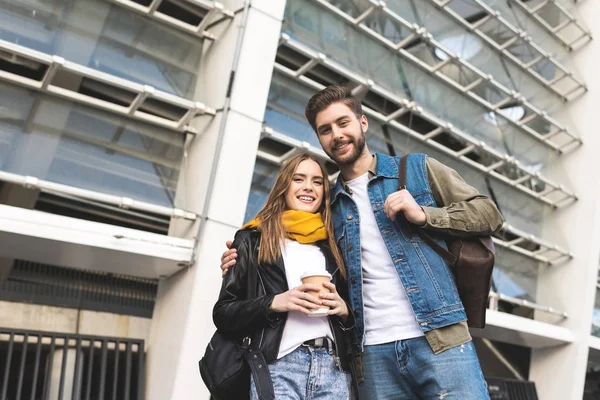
[[331, 153, 469, 352]]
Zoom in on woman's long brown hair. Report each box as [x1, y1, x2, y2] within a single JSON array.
[[254, 152, 346, 278]]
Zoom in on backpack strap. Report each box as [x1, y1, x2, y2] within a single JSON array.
[[398, 156, 457, 266]]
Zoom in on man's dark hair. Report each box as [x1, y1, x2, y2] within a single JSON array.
[[305, 85, 363, 132]]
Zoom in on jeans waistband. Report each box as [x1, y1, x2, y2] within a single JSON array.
[[302, 337, 335, 352]]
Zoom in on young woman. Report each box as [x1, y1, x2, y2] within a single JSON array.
[[213, 152, 356, 400]]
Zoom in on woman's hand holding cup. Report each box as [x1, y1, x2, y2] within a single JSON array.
[[269, 284, 323, 315], [320, 282, 349, 318]]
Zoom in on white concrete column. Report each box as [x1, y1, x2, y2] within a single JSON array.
[[528, 2, 600, 399], [145, 1, 286, 399]]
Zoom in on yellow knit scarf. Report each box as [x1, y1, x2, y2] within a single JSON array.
[[242, 210, 327, 244]]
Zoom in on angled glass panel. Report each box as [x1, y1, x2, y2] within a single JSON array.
[[493, 247, 539, 302], [0, 0, 203, 99], [283, 0, 557, 168], [265, 74, 322, 148], [473, 0, 571, 62], [380, 0, 565, 111], [245, 159, 280, 223], [0, 82, 183, 207], [593, 282, 600, 338]]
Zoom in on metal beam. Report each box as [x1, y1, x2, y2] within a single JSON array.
[[0, 170, 197, 221]]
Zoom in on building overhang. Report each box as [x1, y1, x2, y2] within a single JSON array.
[[0, 204, 193, 279], [471, 310, 574, 348]]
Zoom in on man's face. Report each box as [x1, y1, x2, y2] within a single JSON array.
[[315, 102, 368, 166]]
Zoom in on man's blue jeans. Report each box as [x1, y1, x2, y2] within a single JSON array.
[[250, 346, 351, 399], [359, 337, 490, 400]]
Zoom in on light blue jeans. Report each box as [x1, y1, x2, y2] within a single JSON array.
[[359, 337, 490, 400], [250, 346, 351, 400]]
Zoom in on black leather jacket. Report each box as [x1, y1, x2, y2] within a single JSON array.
[[213, 229, 356, 372]]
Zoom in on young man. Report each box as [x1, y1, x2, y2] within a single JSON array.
[[221, 85, 503, 399]]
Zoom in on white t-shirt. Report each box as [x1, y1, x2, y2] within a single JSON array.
[[345, 173, 423, 345], [277, 239, 333, 359]]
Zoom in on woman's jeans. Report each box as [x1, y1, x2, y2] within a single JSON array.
[[250, 345, 351, 400]]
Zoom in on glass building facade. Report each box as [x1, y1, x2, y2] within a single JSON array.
[[0, 0, 598, 399]]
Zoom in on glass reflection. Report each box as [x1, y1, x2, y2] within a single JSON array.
[[0, 0, 203, 99], [0, 83, 183, 207]]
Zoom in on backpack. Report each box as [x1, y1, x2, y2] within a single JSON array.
[[398, 155, 495, 328]]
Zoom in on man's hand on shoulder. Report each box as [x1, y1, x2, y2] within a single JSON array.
[[384, 189, 427, 225], [220, 240, 237, 277]]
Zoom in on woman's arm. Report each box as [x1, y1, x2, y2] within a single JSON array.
[[212, 232, 277, 334]]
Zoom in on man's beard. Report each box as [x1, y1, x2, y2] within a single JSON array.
[[325, 130, 366, 166]]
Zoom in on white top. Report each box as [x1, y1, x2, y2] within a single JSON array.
[[345, 173, 423, 345], [277, 239, 333, 359]]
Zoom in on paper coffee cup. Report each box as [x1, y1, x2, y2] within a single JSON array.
[[300, 270, 332, 317]]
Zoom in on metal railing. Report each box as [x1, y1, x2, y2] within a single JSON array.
[[0, 328, 145, 400]]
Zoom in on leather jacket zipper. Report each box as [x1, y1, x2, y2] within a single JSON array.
[[257, 270, 267, 348], [327, 317, 343, 372]]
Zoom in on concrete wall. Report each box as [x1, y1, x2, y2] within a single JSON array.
[[529, 2, 600, 399], [0, 300, 151, 342]]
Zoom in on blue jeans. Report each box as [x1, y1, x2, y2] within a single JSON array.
[[250, 346, 351, 400], [359, 337, 489, 400]]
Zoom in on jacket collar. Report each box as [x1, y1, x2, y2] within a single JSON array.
[[332, 153, 398, 202]]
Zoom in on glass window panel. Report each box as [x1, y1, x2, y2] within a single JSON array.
[[263, 76, 553, 243], [245, 159, 280, 223], [0, 0, 203, 99], [484, 0, 572, 62], [265, 74, 322, 148], [593, 284, 600, 337], [0, 82, 183, 207], [282, 0, 555, 168], [493, 247, 539, 301]]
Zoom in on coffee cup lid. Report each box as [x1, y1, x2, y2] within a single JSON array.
[[300, 270, 332, 280]]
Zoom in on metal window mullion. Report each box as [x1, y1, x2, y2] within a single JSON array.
[[273, 45, 577, 207], [427, 0, 586, 100], [0, 170, 197, 220], [353, 2, 382, 25], [314, 1, 581, 153], [148, 0, 163, 14], [295, 53, 327, 77]]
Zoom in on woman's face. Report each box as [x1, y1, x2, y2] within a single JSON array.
[[284, 159, 324, 213]]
